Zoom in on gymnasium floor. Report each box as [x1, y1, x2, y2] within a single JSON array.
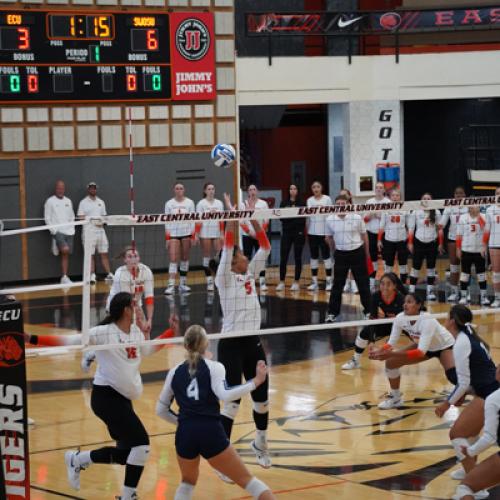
[[22, 270, 500, 500]]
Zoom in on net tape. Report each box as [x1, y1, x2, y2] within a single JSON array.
[[26, 307, 499, 357]]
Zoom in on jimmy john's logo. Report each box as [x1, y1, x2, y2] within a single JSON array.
[[176, 18, 210, 61], [0, 332, 24, 368]]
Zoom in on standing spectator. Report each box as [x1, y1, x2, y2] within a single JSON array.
[[44, 180, 75, 284], [164, 183, 196, 295], [276, 184, 305, 292], [306, 181, 333, 291], [365, 182, 390, 290], [77, 182, 113, 284], [325, 194, 371, 323], [239, 185, 270, 291]]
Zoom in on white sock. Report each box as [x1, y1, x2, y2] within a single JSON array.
[[390, 389, 401, 398], [409, 284, 415, 293], [255, 429, 268, 450], [120, 486, 137, 500], [78, 451, 92, 468], [353, 352, 362, 362], [174, 482, 194, 500]]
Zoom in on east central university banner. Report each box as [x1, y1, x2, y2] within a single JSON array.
[[0, 300, 29, 500], [170, 12, 216, 101]]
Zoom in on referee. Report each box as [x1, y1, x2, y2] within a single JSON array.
[[325, 194, 371, 323]]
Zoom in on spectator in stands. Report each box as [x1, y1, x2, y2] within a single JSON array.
[[44, 180, 75, 284]]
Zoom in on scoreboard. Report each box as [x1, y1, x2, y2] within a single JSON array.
[[0, 9, 215, 103]]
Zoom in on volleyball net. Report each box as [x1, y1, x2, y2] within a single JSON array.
[[0, 193, 499, 359]]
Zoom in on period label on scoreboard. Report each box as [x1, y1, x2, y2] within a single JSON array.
[[0, 9, 216, 103]]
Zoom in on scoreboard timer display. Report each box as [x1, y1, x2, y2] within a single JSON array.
[[0, 9, 216, 103]]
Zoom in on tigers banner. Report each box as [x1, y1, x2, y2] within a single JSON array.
[[0, 299, 29, 500]]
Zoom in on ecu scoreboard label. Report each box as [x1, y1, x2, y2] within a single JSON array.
[[0, 10, 216, 103]]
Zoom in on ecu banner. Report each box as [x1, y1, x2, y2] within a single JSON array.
[[0, 300, 29, 500]]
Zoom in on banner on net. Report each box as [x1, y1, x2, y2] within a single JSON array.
[[105, 195, 500, 226]]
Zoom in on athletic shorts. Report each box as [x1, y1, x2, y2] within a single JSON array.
[[175, 417, 229, 459], [53, 232, 74, 255], [475, 381, 500, 400], [82, 227, 109, 254], [169, 235, 191, 241], [425, 346, 453, 359]]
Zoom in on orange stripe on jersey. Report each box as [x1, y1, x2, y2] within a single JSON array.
[[165, 232, 171, 241], [256, 229, 270, 250], [407, 232, 414, 245], [240, 222, 250, 234], [224, 230, 235, 249], [377, 229, 384, 242], [456, 235, 462, 250], [479, 215, 486, 229], [145, 297, 154, 306], [194, 223, 202, 234], [262, 222, 269, 231], [483, 231, 490, 245], [219, 221, 225, 232]]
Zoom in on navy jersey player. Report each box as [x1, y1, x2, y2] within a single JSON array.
[[342, 273, 405, 370], [156, 325, 275, 500], [435, 305, 498, 488]]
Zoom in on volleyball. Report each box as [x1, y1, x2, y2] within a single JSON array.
[[211, 143, 236, 168]]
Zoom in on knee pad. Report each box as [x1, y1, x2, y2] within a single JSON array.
[[202, 257, 210, 268], [494, 272, 500, 284], [180, 260, 189, 272], [221, 402, 240, 421], [310, 258, 319, 270], [454, 485, 474, 500], [373, 260, 378, 271], [127, 445, 150, 466], [355, 335, 369, 350], [245, 477, 270, 499], [452, 437, 470, 461], [253, 400, 269, 414], [385, 367, 401, 379], [399, 264, 407, 274], [460, 273, 470, 283], [385, 265, 393, 273], [427, 268, 436, 277], [410, 268, 419, 278], [324, 258, 332, 270], [446, 367, 457, 385], [477, 273, 486, 282], [169, 263, 178, 274], [450, 264, 460, 274]]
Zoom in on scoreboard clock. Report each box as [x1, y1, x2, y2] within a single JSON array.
[[0, 9, 216, 103]]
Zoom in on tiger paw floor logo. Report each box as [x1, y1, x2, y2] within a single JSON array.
[[0, 332, 24, 367], [176, 18, 210, 61]]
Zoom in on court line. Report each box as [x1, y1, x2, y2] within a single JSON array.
[[31, 484, 85, 499], [230, 480, 347, 499]]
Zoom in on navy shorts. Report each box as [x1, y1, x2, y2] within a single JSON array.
[[476, 381, 500, 400], [175, 417, 229, 460], [425, 346, 453, 359]]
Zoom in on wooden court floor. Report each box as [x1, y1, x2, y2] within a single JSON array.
[[19, 270, 500, 500]]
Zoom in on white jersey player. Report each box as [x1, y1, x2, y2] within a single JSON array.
[[370, 293, 456, 409], [407, 193, 444, 301], [195, 183, 224, 291], [439, 186, 467, 302], [306, 181, 333, 291], [164, 183, 195, 295], [215, 193, 272, 469], [239, 185, 270, 290], [364, 182, 390, 288], [77, 182, 113, 284], [484, 187, 500, 307], [456, 207, 489, 306], [377, 189, 410, 283]]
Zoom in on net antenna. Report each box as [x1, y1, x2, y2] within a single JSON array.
[[128, 107, 141, 334]]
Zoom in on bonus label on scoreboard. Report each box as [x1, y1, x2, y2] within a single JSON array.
[[0, 9, 216, 103]]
